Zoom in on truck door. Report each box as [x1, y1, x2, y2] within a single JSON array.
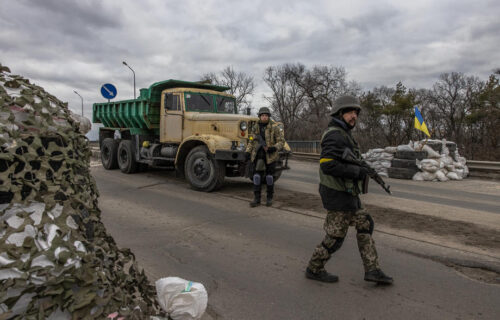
[[161, 93, 183, 143]]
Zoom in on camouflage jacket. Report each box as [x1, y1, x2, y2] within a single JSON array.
[[246, 120, 285, 164]]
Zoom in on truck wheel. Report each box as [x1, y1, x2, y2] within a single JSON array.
[[185, 145, 224, 192], [388, 167, 418, 179], [117, 140, 138, 174], [101, 138, 118, 170], [394, 151, 427, 160]]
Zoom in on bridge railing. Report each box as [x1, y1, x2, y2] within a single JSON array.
[[287, 141, 321, 154]]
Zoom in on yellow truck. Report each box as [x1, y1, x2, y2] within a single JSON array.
[[93, 79, 291, 191]]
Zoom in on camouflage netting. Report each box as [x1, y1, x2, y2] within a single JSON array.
[[0, 63, 164, 319]]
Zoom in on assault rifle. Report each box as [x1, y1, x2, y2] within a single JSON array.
[[341, 148, 392, 195], [256, 134, 267, 152]]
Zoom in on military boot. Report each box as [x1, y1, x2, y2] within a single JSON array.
[[250, 191, 261, 207], [265, 179, 274, 206], [364, 269, 393, 285], [305, 268, 339, 283], [266, 189, 273, 207]]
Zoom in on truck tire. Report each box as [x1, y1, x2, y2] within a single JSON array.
[[185, 145, 224, 192], [117, 140, 138, 174], [394, 151, 427, 160], [388, 167, 418, 179], [391, 158, 418, 169], [101, 138, 118, 170]]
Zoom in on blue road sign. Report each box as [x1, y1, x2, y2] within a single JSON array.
[[101, 83, 117, 100]]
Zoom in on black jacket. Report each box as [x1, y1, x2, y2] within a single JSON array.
[[319, 117, 363, 212]]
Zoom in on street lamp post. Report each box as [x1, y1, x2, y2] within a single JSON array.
[[122, 61, 136, 99], [73, 90, 83, 116]]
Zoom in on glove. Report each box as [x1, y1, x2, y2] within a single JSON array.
[[245, 152, 251, 161], [266, 146, 277, 153]]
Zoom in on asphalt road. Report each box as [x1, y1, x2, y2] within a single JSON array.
[[92, 165, 500, 320], [280, 160, 500, 214]]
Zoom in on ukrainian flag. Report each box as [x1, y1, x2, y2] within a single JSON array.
[[414, 106, 431, 137]]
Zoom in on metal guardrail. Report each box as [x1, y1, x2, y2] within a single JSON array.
[[465, 160, 500, 172]]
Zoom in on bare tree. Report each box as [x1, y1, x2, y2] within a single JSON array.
[[201, 66, 255, 113], [263, 63, 306, 139], [292, 65, 359, 139], [429, 72, 483, 147]]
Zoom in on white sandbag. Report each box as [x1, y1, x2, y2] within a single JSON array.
[[422, 145, 440, 158], [419, 159, 439, 173], [412, 172, 425, 181], [439, 155, 453, 166], [441, 139, 450, 155], [436, 170, 449, 182], [69, 112, 91, 135], [379, 152, 394, 160], [384, 146, 397, 153], [446, 172, 460, 180], [378, 171, 388, 177], [381, 161, 392, 168], [397, 144, 414, 152], [372, 148, 384, 153], [413, 140, 425, 151], [421, 171, 437, 181], [156, 277, 208, 320], [453, 162, 463, 169], [445, 165, 455, 172]]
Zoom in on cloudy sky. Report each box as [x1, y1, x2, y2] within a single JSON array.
[[1, 0, 499, 124]]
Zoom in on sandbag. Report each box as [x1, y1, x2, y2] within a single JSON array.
[[436, 170, 449, 182], [446, 172, 460, 180], [422, 145, 440, 158], [69, 112, 91, 135], [412, 172, 425, 181], [397, 144, 414, 152], [156, 277, 208, 320], [384, 146, 397, 153], [421, 171, 437, 181], [418, 159, 439, 173]]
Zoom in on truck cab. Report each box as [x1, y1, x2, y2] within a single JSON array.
[[93, 80, 290, 191]]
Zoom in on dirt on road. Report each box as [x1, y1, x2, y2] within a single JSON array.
[[222, 184, 500, 253]]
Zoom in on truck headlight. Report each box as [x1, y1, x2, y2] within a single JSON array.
[[239, 121, 247, 131]]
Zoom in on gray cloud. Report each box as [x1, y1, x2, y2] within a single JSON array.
[[0, 0, 499, 123]]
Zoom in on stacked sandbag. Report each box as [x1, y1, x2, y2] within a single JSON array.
[[413, 139, 469, 181], [385, 141, 426, 179], [362, 147, 395, 177], [0, 63, 165, 318]]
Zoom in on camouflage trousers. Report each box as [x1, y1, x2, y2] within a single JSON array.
[[308, 209, 380, 273]]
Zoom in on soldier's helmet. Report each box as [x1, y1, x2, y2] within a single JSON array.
[[330, 95, 361, 116], [258, 107, 271, 117]]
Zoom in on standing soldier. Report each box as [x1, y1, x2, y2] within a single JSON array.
[[305, 95, 393, 285], [246, 107, 285, 207]]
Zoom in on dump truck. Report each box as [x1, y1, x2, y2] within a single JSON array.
[[92, 79, 291, 192]]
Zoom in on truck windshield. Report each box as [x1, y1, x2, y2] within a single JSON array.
[[185, 92, 236, 114], [185, 93, 214, 112], [216, 96, 236, 114]]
